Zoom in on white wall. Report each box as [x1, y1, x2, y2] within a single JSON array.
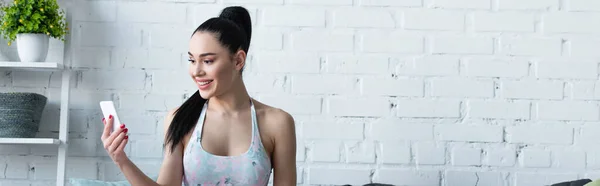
[[1, 0, 600, 185]]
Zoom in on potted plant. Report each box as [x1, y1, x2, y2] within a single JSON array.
[[0, 0, 68, 62]]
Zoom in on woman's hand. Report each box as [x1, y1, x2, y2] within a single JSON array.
[[101, 115, 130, 166]]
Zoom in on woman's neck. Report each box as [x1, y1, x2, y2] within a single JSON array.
[[208, 78, 251, 114]]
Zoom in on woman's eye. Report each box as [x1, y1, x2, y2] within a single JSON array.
[[203, 60, 213, 64], [188, 59, 195, 63]]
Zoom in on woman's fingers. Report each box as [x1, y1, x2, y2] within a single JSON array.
[[101, 115, 114, 140], [104, 123, 126, 150], [108, 129, 128, 153], [116, 134, 129, 152]]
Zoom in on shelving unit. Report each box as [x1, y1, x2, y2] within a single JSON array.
[[0, 138, 61, 145], [0, 62, 63, 70], [0, 4, 73, 186]]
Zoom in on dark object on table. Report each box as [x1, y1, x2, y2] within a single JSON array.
[[550, 179, 592, 186], [0, 92, 47, 138]]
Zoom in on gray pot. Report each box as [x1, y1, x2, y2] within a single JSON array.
[[0, 92, 47, 138]]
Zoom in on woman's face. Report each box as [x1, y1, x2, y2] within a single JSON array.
[[188, 32, 244, 99]]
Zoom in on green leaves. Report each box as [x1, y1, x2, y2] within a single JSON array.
[[0, 0, 68, 44]]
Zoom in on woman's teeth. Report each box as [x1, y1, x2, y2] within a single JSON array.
[[198, 80, 212, 85]]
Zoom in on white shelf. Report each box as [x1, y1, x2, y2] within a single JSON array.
[[0, 5, 74, 186], [0, 138, 60, 145], [0, 61, 63, 71]]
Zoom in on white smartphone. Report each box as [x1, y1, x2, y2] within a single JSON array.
[[100, 101, 122, 133]]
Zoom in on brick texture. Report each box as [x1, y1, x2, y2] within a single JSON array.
[[0, 0, 596, 185]]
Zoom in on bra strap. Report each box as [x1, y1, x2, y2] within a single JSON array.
[[197, 101, 209, 140], [250, 99, 258, 134]]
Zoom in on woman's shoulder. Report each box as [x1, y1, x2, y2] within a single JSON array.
[[166, 107, 180, 121], [252, 99, 295, 141], [252, 99, 294, 126], [162, 106, 180, 130], [252, 99, 296, 154]]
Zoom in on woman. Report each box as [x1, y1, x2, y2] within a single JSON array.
[[100, 6, 297, 186]]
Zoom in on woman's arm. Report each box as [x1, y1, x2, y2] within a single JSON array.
[[271, 110, 297, 185], [116, 158, 161, 186], [102, 109, 183, 186], [155, 108, 184, 186]]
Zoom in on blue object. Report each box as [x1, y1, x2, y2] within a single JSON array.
[[69, 179, 131, 186], [69, 176, 158, 186]]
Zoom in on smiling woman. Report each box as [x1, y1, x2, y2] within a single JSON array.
[[100, 6, 297, 186]]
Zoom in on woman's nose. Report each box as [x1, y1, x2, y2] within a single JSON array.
[[193, 66, 205, 76]]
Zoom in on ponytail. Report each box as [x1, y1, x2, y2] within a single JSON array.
[[164, 91, 206, 152]]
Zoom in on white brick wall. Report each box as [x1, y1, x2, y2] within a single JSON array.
[[1, 0, 600, 185]]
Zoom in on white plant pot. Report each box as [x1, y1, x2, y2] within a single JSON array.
[[16, 33, 49, 62]]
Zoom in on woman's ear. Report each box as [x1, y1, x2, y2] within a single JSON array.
[[234, 50, 246, 71]]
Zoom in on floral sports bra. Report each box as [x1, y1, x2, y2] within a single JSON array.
[[182, 100, 272, 186]]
